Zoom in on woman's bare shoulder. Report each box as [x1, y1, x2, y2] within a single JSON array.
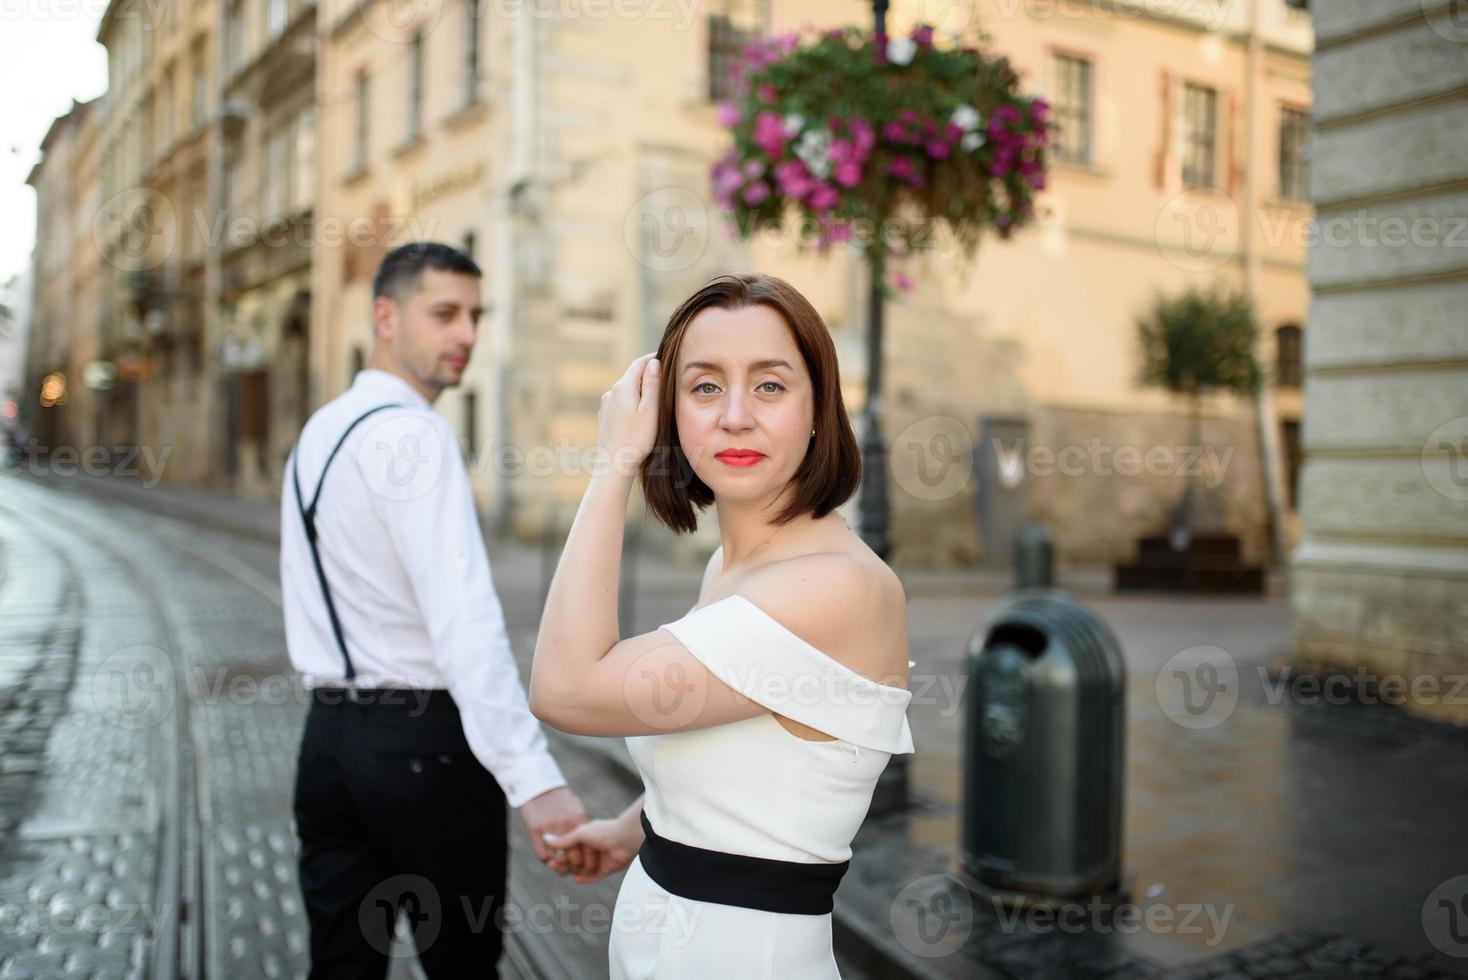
[[735, 550, 908, 686]]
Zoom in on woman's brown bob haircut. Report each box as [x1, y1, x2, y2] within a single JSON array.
[[639, 273, 861, 534]]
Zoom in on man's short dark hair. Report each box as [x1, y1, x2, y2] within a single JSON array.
[[372, 241, 482, 303]]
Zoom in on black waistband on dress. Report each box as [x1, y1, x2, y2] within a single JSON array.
[[635, 810, 848, 916]]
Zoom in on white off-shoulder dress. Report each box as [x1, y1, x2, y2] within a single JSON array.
[[608, 594, 916, 980]]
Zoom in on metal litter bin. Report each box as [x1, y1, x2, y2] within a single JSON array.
[[961, 591, 1127, 898]]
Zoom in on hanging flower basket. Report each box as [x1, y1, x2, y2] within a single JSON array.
[[711, 25, 1052, 289]]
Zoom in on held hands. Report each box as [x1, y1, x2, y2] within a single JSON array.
[[541, 807, 645, 885], [596, 353, 660, 479], [519, 786, 589, 871]]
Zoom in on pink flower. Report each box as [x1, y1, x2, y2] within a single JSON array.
[[834, 160, 862, 187], [925, 139, 950, 160], [912, 26, 934, 47], [894, 272, 914, 293], [888, 156, 915, 181], [806, 182, 839, 210], [945, 122, 964, 142], [881, 121, 908, 144], [752, 111, 787, 157], [758, 83, 777, 103], [920, 119, 938, 138], [897, 109, 919, 125], [849, 118, 875, 156], [1030, 99, 1050, 124], [742, 180, 771, 205], [774, 159, 813, 198], [716, 102, 741, 127]]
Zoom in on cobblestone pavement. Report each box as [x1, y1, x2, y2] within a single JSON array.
[[0, 473, 644, 979]]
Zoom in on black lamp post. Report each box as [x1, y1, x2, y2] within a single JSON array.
[[862, 0, 908, 816], [858, 7, 892, 564]]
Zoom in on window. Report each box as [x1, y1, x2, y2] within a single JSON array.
[[160, 67, 175, 148], [1181, 82, 1216, 187], [707, 1, 763, 102], [268, 0, 288, 37], [1275, 323, 1302, 388], [352, 72, 369, 173], [266, 129, 288, 219], [462, 0, 481, 109], [407, 33, 424, 140], [226, 0, 245, 76], [1279, 106, 1309, 202], [1281, 419, 1302, 509], [463, 389, 478, 463], [293, 107, 315, 211], [192, 39, 207, 128], [1051, 53, 1092, 165]]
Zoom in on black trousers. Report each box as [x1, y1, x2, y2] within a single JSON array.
[[292, 689, 508, 979]]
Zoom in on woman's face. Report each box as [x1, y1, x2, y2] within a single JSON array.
[[674, 304, 815, 506]]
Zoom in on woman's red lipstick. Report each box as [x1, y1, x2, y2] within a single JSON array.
[[715, 450, 765, 468]]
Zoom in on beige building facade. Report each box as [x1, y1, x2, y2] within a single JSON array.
[[1291, 0, 1468, 724], [310, 0, 1313, 567]]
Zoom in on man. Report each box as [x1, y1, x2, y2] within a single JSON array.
[[281, 242, 585, 978]]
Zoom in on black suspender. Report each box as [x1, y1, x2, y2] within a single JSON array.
[[290, 403, 403, 682]]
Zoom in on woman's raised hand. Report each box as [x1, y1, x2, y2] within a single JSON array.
[[596, 353, 660, 478]]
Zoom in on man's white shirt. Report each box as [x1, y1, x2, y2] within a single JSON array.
[[280, 368, 565, 808]]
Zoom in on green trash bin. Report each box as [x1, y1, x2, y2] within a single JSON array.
[[962, 591, 1127, 898]]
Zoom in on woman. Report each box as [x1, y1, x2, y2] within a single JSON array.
[[528, 273, 914, 979]]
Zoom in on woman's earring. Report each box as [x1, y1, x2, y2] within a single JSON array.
[[810, 429, 815, 438]]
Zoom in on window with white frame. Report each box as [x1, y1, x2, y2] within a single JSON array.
[[407, 32, 424, 140], [1051, 52, 1092, 165], [1181, 82, 1217, 187], [1279, 105, 1309, 202], [352, 71, 369, 173], [462, 0, 481, 109], [707, 0, 764, 102]]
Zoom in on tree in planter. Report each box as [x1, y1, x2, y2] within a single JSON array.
[[1135, 282, 1262, 549]]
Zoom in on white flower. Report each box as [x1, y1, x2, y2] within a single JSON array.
[[950, 104, 981, 132], [795, 130, 832, 178], [886, 36, 917, 66], [783, 113, 806, 135], [960, 132, 986, 152]]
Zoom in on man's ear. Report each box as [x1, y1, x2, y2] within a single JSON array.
[[371, 295, 396, 344]]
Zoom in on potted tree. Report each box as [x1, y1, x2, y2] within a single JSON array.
[[1116, 282, 1265, 593]]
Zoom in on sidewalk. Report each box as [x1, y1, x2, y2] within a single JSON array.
[[26, 469, 1468, 979]]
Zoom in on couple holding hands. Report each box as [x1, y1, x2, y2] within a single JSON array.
[[282, 242, 913, 979]]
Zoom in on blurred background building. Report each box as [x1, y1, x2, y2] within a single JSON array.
[[27, 0, 1316, 569], [1289, 0, 1468, 725]]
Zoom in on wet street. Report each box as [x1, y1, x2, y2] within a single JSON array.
[[0, 472, 647, 980]]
